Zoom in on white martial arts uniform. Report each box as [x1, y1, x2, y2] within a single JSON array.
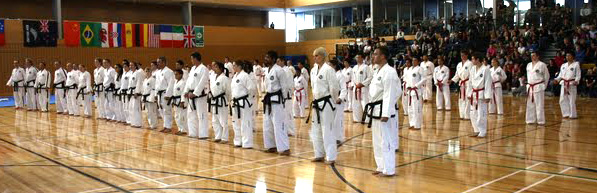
[[94, 67, 106, 118], [335, 70, 348, 142], [172, 79, 187, 133], [113, 75, 124, 122], [525, 61, 550, 124], [283, 65, 296, 136], [35, 69, 51, 112], [77, 71, 92, 116], [421, 60, 435, 101], [143, 74, 158, 129], [155, 67, 175, 129], [351, 63, 373, 122], [129, 70, 145, 127], [248, 71, 259, 130], [103, 67, 117, 120], [392, 69, 403, 151], [451, 59, 473, 119], [210, 74, 231, 142], [231, 71, 256, 148], [121, 71, 132, 124], [310, 62, 340, 161], [182, 68, 189, 81], [401, 67, 411, 115], [293, 75, 308, 118], [254, 65, 264, 93], [262, 64, 291, 153], [66, 70, 79, 116], [187, 64, 210, 138], [433, 65, 451, 110], [368, 64, 399, 176], [555, 61, 581, 118], [54, 67, 68, 113], [261, 66, 269, 93], [7, 67, 26, 108], [25, 66, 38, 110], [489, 66, 507, 115], [342, 67, 353, 111], [467, 64, 492, 137], [405, 65, 425, 129]]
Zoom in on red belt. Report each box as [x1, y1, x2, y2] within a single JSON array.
[[492, 81, 500, 105], [460, 78, 469, 100], [295, 88, 304, 104], [437, 80, 444, 92], [563, 79, 575, 95], [355, 87, 362, 100], [407, 87, 419, 105], [470, 88, 484, 110], [527, 81, 544, 103]]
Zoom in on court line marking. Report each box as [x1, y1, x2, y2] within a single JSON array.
[[78, 146, 343, 193], [158, 148, 359, 190], [513, 167, 574, 193], [0, 138, 131, 193], [461, 162, 544, 193], [35, 139, 169, 187]]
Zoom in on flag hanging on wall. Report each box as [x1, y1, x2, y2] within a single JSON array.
[[23, 20, 58, 47], [159, 25, 183, 48], [108, 23, 122, 48], [0, 20, 5, 46], [148, 24, 160, 48], [123, 23, 135, 48], [194, 26, 204, 48], [80, 22, 101, 47], [64, 21, 80, 47], [183, 25, 195, 48]]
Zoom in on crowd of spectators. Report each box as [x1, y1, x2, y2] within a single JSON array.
[[337, 3, 597, 97]]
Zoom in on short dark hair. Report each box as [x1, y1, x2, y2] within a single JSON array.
[[356, 52, 365, 57], [176, 60, 184, 65], [122, 59, 130, 65], [174, 69, 183, 75], [376, 46, 390, 60], [267, 50, 278, 61], [191, 52, 202, 61], [158, 56, 167, 63], [95, 58, 102, 63]]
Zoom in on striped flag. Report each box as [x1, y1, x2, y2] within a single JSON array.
[[141, 24, 149, 47], [108, 23, 122, 47], [100, 23, 109, 48], [124, 23, 135, 48], [148, 24, 160, 48]]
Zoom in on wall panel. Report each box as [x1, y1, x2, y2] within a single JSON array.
[[0, 20, 285, 96]]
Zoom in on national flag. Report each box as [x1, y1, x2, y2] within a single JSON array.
[[160, 25, 184, 48], [23, 20, 57, 47], [100, 22, 109, 48], [124, 23, 135, 48], [148, 24, 160, 48], [64, 21, 80, 47], [183, 25, 195, 48], [80, 22, 101, 47], [134, 24, 142, 47], [141, 24, 149, 47], [108, 23, 122, 48], [0, 20, 5, 46]]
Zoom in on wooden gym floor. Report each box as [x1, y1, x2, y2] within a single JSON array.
[[1, 93, 597, 193]]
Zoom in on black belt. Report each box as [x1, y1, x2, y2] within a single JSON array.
[[103, 83, 115, 103], [12, 80, 23, 92], [188, 89, 208, 111], [209, 92, 228, 115], [170, 95, 185, 109], [76, 86, 87, 100], [36, 85, 48, 94], [94, 84, 104, 95], [25, 80, 36, 88], [232, 94, 252, 119], [156, 90, 166, 109], [362, 100, 396, 128], [142, 94, 151, 103], [262, 90, 283, 115], [128, 87, 136, 101], [66, 84, 78, 90], [306, 95, 335, 124], [114, 89, 122, 101]]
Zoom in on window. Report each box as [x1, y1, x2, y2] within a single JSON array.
[[268, 11, 285, 29]]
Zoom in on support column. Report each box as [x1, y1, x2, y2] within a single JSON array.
[[182, 1, 192, 26], [493, 0, 498, 26], [331, 9, 335, 26], [52, 0, 62, 39], [370, 0, 374, 37]]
